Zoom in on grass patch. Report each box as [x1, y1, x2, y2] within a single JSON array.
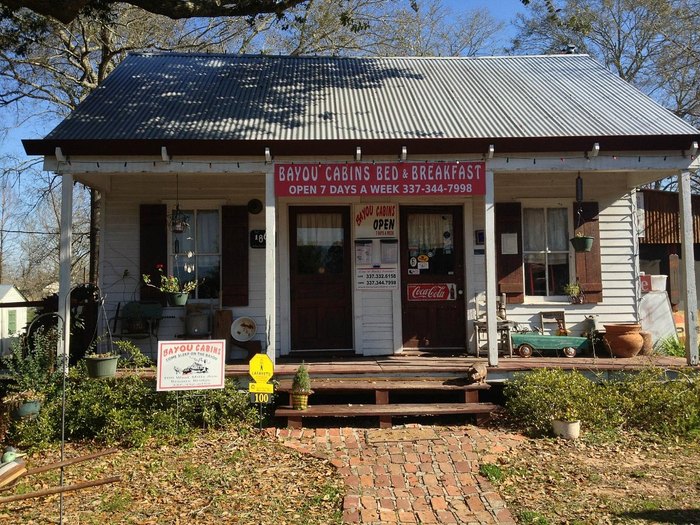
[[479, 463, 505, 483]]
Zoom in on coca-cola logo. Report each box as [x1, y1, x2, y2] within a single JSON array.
[[407, 284, 453, 301]]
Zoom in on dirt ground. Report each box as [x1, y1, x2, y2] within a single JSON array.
[[494, 430, 700, 525]]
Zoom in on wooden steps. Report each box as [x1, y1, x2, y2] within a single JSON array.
[[276, 402, 498, 428], [273, 378, 498, 428]]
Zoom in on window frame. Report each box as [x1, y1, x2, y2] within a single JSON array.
[[520, 199, 574, 303]]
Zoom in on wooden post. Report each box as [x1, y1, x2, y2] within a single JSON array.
[[265, 167, 277, 366], [58, 172, 73, 368], [678, 171, 699, 366], [484, 169, 499, 367]]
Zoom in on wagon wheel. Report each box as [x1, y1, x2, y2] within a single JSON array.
[[563, 346, 577, 358], [517, 344, 534, 358]]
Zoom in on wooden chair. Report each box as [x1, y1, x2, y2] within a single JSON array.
[[474, 293, 513, 357], [539, 310, 568, 336]]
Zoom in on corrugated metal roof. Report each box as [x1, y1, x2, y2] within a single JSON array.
[[42, 53, 699, 143]]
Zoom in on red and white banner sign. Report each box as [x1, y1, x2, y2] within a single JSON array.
[[275, 162, 485, 197], [407, 283, 457, 302]]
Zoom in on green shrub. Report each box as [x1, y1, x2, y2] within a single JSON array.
[[7, 364, 259, 450], [654, 336, 686, 357], [504, 369, 594, 435], [503, 367, 700, 438]]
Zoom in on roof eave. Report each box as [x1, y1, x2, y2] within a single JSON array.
[[23, 134, 700, 158]]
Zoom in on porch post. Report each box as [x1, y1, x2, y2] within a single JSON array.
[[265, 167, 277, 365], [58, 172, 73, 369], [484, 169, 499, 366], [677, 171, 699, 365]]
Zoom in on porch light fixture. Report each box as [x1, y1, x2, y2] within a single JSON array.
[[588, 143, 600, 158], [400, 146, 407, 161], [355, 146, 362, 161], [689, 141, 698, 157], [161, 146, 170, 162], [264, 147, 272, 164], [486, 144, 495, 159], [170, 173, 189, 234], [55, 147, 66, 162]]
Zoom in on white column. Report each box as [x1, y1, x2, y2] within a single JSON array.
[[58, 173, 73, 369], [484, 169, 498, 366], [678, 171, 699, 365], [265, 168, 277, 365]]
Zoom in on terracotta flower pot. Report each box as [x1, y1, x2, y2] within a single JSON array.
[[603, 324, 643, 358]]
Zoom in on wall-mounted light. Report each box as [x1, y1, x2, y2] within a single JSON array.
[[161, 146, 170, 162], [355, 146, 362, 161], [264, 147, 272, 164], [588, 143, 600, 158], [400, 146, 407, 161], [55, 147, 66, 162], [486, 144, 495, 159]]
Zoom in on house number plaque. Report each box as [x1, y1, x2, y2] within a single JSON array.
[[250, 230, 266, 248]]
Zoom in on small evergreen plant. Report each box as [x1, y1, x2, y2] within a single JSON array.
[[291, 363, 311, 394]]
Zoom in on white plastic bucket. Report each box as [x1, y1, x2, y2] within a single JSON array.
[[650, 275, 667, 291]]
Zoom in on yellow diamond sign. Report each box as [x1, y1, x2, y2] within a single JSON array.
[[249, 353, 274, 384]]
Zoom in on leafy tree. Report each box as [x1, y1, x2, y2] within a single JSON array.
[[511, 0, 700, 190]]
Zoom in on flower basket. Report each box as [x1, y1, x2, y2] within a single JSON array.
[[291, 392, 312, 410], [167, 292, 189, 306], [569, 235, 594, 252], [85, 355, 119, 378]]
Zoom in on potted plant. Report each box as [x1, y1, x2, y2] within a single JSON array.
[[143, 265, 198, 306], [84, 350, 120, 379], [290, 363, 313, 411], [1, 327, 57, 420], [551, 403, 581, 440], [569, 232, 594, 252], [562, 282, 584, 304]]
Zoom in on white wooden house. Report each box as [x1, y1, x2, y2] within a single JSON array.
[[23, 53, 700, 366], [0, 285, 29, 355]]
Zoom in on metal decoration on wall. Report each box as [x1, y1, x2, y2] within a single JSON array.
[[170, 173, 189, 234], [247, 199, 263, 214]]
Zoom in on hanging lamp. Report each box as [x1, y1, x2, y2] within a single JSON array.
[[170, 174, 189, 234]]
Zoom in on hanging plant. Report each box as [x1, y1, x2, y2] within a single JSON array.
[[570, 233, 594, 252]]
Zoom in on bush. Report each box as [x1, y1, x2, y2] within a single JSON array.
[[504, 368, 594, 435], [7, 364, 259, 450], [503, 368, 700, 437]]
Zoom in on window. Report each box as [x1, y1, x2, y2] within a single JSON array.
[[171, 208, 220, 299], [7, 310, 16, 334], [296, 213, 344, 274], [522, 207, 569, 297]]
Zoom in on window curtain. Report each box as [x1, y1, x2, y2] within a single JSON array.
[[407, 214, 453, 251], [297, 213, 343, 246]]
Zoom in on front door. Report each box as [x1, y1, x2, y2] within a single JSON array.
[[289, 207, 352, 350], [401, 206, 465, 349]]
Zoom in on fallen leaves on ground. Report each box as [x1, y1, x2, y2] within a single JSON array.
[[0, 427, 344, 524], [495, 430, 700, 524]]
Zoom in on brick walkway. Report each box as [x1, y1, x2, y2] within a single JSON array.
[[268, 424, 526, 524]]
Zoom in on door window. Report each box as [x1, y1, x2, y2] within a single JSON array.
[[296, 213, 344, 275], [406, 213, 455, 275]]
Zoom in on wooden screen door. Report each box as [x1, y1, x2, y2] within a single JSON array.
[[289, 206, 352, 350], [401, 206, 466, 349]]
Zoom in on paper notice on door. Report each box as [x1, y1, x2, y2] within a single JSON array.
[[501, 233, 518, 255]]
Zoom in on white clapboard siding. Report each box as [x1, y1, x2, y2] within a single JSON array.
[[467, 173, 639, 337], [99, 172, 275, 357]]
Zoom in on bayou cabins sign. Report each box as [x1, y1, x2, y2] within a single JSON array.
[[157, 340, 226, 391], [275, 162, 486, 197]]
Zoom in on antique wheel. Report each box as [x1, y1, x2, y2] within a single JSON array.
[[563, 346, 577, 358], [517, 344, 534, 358]]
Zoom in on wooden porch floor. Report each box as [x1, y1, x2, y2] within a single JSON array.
[[221, 353, 693, 382]]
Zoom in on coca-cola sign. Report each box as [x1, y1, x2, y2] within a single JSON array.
[[407, 283, 456, 302]]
